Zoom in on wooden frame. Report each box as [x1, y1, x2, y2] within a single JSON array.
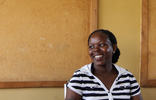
[[90, 0, 98, 34], [141, 0, 156, 87], [0, 0, 98, 88]]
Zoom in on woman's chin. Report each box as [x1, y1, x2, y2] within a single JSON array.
[[94, 62, 105, 66]]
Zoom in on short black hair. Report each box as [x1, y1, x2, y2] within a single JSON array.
[[88, 29, 120, 63]]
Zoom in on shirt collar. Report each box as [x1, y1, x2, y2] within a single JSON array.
[[84, 63, 127, 76]]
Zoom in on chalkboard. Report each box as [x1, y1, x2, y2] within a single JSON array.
[[0, 0, 98, 88]]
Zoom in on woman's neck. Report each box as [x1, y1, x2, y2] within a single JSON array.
[[92, 63, 114, 75]]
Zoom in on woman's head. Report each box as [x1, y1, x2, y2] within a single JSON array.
[[88, 29, 120, 64]]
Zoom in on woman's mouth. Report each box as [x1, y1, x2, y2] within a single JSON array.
[[95, 55, 103, 59]]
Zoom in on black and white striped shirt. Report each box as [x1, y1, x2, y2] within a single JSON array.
[[67, 63, 141, 100]]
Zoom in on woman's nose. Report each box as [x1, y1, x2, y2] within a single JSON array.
[[93, 45, 100, 52]]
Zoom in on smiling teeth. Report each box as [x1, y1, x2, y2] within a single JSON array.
[[95, 55, 102, 58]]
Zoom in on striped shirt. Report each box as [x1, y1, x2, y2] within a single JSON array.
[[67, 63, 141, 100]]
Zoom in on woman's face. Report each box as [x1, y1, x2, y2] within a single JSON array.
[[88, 32, 115, 66]]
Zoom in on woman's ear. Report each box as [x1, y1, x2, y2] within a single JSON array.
[[112, 44, 117, 53]]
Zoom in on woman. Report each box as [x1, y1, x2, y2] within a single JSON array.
[[65, 29, 143, 100]]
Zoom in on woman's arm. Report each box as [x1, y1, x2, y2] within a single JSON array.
[[131, 93, 143, 100], [65, 88, 82, 100]]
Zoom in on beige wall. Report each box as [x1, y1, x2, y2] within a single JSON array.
[[0, 0, 155, 100], [0, 88, 64, 100]]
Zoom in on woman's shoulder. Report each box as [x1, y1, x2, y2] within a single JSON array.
[[73, 63, 92, 75], [114, 64, 134, 75]]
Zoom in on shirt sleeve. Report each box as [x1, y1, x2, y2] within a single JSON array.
[[129, 73, 141, 96], [67, 70, 82, 96]]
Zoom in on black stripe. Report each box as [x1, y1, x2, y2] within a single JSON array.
[[114, 98, 130, 100], [130, 87, 140, 95], [113, 87, 130, 91], [130, 80, 137, 84], [83, 87, 104, 91], [116, 79, 131, 84], [70, 80, 100, 85], [75, 69, 80, 73], [81, 80, 100, 85], [117, 74, 134, 80], [72, 74, 95, 79], [73, 86, 82, 90], [83, 93, 108, 97], [70, 80, 82, 84], [130, 85, 139, 90]]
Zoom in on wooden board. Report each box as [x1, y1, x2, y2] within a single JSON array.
[[141, 0, 156, 87], [0, 0, 98, 88]]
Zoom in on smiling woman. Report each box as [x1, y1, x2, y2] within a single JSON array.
[[65, 29, 143, 100]]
